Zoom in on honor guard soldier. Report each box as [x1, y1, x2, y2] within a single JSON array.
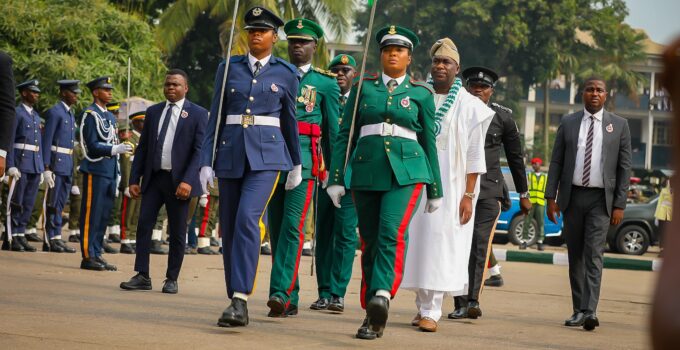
[[325, 25, 443, 340], [41, 79, 82, 253], [266, 18, 340, 318], [119, 111, 145, 254], [310, 54, 359, 313], [2, 79, 44, 252], [199, 6, 301, 327], [79, 76, 132, 271], [105, 101, 123, 246], [450, 67, 530, 320]]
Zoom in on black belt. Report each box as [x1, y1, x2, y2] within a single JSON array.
[[572, 185, 604, 191]]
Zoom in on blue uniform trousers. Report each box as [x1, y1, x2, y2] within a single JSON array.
[[79, 173, 115, 259], [218, 170, 279, 299], [46, 174, 72, 239], [10, 173, 41, 234], [134, 171, 190, 281]]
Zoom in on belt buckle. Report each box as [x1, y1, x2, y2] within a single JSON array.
[[381, 123, 394, 137], [242, 114, 254, 128]]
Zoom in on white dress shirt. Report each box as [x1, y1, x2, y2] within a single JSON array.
[[297, 63, 312, 76], [248, 53, 271, 74], [381, 73, 406, 89], [158, 98, 185, 170], [22, 103, 34, 115], [61, 101, 71, 112], [572, 108, 604, 188]]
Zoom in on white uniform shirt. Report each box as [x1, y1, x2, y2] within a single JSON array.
[[248, 53, 271, 74], [572, 108, 604, 188], [158, 98, 185, 170]]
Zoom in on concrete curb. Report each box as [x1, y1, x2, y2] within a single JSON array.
[[494, 249, 662, 272]]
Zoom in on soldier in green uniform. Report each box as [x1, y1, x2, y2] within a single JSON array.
[[68, 134, 85, 242], [266, 18, 340, 318], [325, 25, 443, 340], [310, 53, 359, 313], [105, 102, 122, 246], [119, 111, 144, 254]]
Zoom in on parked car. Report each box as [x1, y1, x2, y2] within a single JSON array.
[[607, 195, 661, 255], [495, 167, 564, 246]]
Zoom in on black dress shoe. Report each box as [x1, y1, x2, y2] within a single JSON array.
[[366, 296, 389, 336], [218, 297, 249, 327], [8, 239, 25, 252], [162, 279, 178, 294], [484, 275, 504, 287], [467, 300, 482, 319], [583, 313, 599, 331], [80, 258, 106, 271], [94, 256, 117, 271], [43, 239, 65, 253], [120, 243, 135, 254], [17, 236, 37, 252], [310, 297, 330, 310], [120, 273, 152, 290], [537, 242, 545, 251], [25, 232, 42, 242], [301, 248, 313, 256], [356, 317, 380, 340], [284, 304, 298, 316], [260, 244, 271, 255], [448, 307, 468, 319], [210, 237, 219, 247], [564, 312, 585, 327], [69, 234, 80, 243], [109, 234, 121, 243], [197, 246, 218, 255], [55, 239, 76, 253], [519, 242, 527, 250], [102, 241, 119, 254], [151, 240, 168, 255], [328, 297, 345, 312], [267, 295, 286, 316]]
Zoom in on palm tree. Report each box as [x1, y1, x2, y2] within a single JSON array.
[[155, 0, 354, 66]]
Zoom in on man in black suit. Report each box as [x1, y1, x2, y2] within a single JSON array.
[[546, 77, 632, 331], [0, 51, 16, 178], [120, 69, 208, 294]]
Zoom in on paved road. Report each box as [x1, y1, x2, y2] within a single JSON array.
[[0, 249, 654, 349]]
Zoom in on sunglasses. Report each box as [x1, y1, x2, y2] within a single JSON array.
[[330, 67, 354, 74]]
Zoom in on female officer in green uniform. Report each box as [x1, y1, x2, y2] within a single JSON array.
[[326, 25, 443, 340]]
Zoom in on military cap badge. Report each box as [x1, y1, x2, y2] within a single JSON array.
[[297, 20, 304, 29], [341, 55, 349, 64], [253, 7, 262, 16], [388, 25, 397, 35]]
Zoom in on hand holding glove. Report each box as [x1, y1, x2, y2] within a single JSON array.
[[326, 185, 346, 208], [71, 185, 81, 196], [111, 143, 133, 156], [199, 195, 209, 207], [8, 167, 21, 180], [285, 164, 302, 190], [44, 170, 55, 188], [425, 198, 442, 213], [200, 166, 215, 194]]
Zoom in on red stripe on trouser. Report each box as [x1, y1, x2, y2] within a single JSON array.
[[389, 183, 423, 296], [359, 236, 367, 309], [285, 180, 315, 297], [199, 197, 210, 237], [487, 257, 492, 268], [120, 196, 128, 240]]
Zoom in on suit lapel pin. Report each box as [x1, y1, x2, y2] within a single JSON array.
[[271, 83, 279, 92], [606, 123, 613, 133], [181, 110, 188, 118], [401, 96, 410, 108]]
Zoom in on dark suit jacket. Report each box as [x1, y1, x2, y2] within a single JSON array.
[[0, 52, 16, 155], [130, 99, 208, 197], [545, 110, 632, 215]]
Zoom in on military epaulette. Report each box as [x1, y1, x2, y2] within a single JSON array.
[[491, 102, 513, 114], [313, 67, 337, 78], [410, 79, 435, 94], [353, 73, 378, 86]]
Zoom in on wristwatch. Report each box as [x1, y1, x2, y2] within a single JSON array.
[[464, 192, 475, 200], [519, 192, 530, 199]]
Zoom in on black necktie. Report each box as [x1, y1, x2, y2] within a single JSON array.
[[582, 115, 595, 186], [254, 61, 262, 77], [387, 79, 398, 93], [153, 103, 175, 171]]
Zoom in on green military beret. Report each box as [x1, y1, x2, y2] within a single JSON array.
[[284, 18, 324, 41], [328, 54, 357, 69], [375, 25, 419, 50]]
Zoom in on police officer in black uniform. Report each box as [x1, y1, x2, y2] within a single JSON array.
[[450, 67, 531, 319]]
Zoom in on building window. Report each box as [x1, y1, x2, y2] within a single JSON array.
[[653, 120, 671, 145]]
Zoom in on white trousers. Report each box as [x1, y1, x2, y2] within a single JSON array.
[[415, 289, 445, 322]]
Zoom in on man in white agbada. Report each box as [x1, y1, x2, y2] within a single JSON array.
[[401, 38, 494, 332]]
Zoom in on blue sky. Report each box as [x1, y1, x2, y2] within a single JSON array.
[[626, 0, 680, 44]]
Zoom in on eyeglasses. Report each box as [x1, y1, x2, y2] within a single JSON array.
[[330, 67, 354, 74]]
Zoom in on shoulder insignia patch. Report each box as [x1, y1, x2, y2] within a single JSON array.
[[491, 102, 513, 114], [313, 67, 337, 78], [352, 73, 379, 86]]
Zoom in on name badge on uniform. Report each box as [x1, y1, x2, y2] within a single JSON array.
[[271, 83, 279, 92], [606, 123, 613, 133], [181, 110, 189, 119], [401, 96, 410, 108]]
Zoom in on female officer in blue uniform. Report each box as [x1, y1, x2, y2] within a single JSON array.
[[199, 6, 301, 327]]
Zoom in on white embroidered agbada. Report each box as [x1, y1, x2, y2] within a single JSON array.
[[402, 82, 494, 295]]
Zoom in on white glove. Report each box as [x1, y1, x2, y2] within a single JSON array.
[[111, 143, 133, 156], [124, 187, 131, 198], [321, 176, 329, 189], [44, 170, 55, 188], [199, 195, 208, 207], [39, 173, 44, 185], [326, 185, 345, 208], [0, 175, 5, 183], [200, 166, 215, 194], [425, 198, 443, 213], [8, 167, 21, 180], [285, 164, 303, 190], [71, 186, 81, 196], [115, 189, 120, 198]]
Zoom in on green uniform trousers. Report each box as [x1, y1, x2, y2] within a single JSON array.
[[121, 195, 141, 241], [315, 187, 358, 299], [107, 192, 122, 228], [522, 204, 545, 243], [68, 191, 81, 232], [353, 182, 424, 309], [268, 179, 316, 307]]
